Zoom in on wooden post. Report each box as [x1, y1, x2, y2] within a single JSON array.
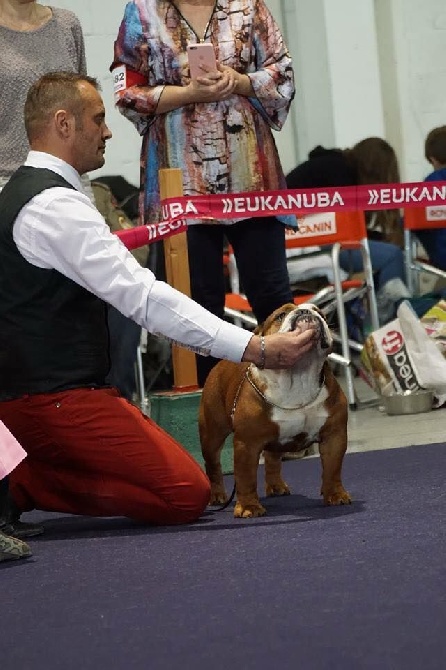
[[159, 168, 198, 390]]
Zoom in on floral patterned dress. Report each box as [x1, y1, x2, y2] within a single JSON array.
[[112, 0, 295, 226]]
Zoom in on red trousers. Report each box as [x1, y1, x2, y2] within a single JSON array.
[[0, 387, 210, 525]]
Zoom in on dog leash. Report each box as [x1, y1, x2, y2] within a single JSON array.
[[209, 486, 237, 512], [208, 374, 246, 512], [208, 372, 247, 513], [230, 371, 248, 424]]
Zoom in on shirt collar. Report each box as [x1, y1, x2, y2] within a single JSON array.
[[25, 151, 85, 193]]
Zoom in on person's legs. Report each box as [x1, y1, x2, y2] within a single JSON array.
[[1, 388, 210, 525], [415, 229, 446, 271], [339, 241, 409, 324], [0, 475, 43, 538], [339, 240, 405, 291], [227, 217, 293, 324], [0, 477, 32, 560], [187, 224, 226, 385], [369, 241, 406, 288]]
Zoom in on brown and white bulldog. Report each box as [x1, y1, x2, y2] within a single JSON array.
[[199, 303, 351, 518]]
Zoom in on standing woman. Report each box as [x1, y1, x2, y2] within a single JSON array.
[[0, 0, 86, 190], [0, 0, 86, 540], [112, 0, 296, 385]]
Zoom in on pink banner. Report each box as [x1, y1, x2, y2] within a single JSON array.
[[115, 180, 446, 249], [0, 420, 27, 479]]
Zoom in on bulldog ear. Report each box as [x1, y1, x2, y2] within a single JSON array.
[[254, 302, 296, 335]]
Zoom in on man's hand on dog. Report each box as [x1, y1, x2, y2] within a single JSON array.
[[242, 327, 318, 369]]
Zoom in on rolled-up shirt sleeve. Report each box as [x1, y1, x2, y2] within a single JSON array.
[[13, 187, 252, 363]]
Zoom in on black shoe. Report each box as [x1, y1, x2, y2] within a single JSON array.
[[0, 494, 44, 539], [0, 519, 44, 539]]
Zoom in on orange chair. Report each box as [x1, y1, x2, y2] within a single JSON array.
[[404, 207, 446, 295], [224, 210, 380, 409]]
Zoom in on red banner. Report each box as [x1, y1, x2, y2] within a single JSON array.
[[116, 180, 446, 250]]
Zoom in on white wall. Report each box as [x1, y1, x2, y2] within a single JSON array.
[[49, 0, 446, 186], [284, 0, 446, 182], [261, 0, 299, 174], [278, 0, 333, 170], [376, 0, 446, 181], [281, 0, 385, 169]]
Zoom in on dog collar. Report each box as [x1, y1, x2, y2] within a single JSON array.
[[244, 364, 325, 411]]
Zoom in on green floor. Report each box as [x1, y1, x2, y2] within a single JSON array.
[[149, 389, 234, 474]]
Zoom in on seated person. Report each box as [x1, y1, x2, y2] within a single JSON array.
[[286, 139, 410, 323], [414, 126, 446, 271]]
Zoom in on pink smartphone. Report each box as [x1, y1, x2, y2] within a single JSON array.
[[187, 43, 217, 80]]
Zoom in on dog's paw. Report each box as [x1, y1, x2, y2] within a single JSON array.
[[209, 486, 228, 506], [265, 480, 291, 497], [323, 488, 352, 505], [234, 501, 266, 518]]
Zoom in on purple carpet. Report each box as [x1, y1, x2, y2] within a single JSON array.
[[2, 443, 445, 670]]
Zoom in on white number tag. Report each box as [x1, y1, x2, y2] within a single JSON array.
[[112, 65, 126, 102]]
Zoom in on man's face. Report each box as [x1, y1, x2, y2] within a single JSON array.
[[72, 82, 112, 175]]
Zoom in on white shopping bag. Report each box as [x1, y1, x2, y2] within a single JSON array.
[[397, 301, 446, 390], [361, 300, 446, 407]]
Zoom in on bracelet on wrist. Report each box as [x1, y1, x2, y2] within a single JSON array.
[[258, 335, 266, 369]]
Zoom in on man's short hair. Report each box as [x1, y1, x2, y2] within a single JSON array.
[[24, 71, 101, 141], [425, 126, 446, 165]]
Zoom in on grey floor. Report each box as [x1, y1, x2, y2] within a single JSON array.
[[139, 363, 446, 457], [339, 376, 446, 453], [343, 273, 446, 452]]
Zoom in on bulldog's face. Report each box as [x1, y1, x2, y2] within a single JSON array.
[[259, 303, 333, 352]]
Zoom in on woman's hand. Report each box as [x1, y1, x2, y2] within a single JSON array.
[[217, 65, 254, 97], [186, 63, 238, 102], [157, 64, 252, 114]]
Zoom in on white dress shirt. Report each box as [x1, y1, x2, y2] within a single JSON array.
[[12, 151, 252, 361]]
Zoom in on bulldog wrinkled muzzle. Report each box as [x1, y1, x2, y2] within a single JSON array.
[[291, 309, 330, 349]]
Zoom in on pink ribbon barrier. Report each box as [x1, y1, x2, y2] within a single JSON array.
[[115, 180, 446, 249]]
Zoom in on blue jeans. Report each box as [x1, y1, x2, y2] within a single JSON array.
[[415, 229, 446, 271], [339, 240, 405, 290]]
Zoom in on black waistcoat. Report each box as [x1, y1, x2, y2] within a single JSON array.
[[0, 166, 110, 401]]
